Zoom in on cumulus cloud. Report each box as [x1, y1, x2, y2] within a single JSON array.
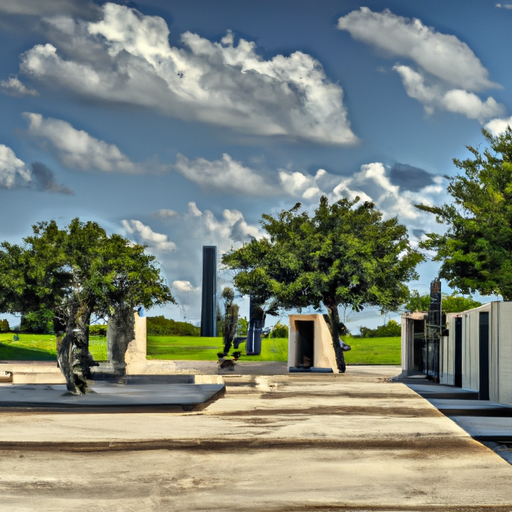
[[24, 112, 170, 173], [18, 3, 357, 145], [171, 280, 200, 319], [171, 151, 444, 226], [338, 7, 503, 121], [122, 219, 176, 252], [394, 65, 504, 121], [174, 153, 276, 196], [0, 75, 38, 97], [484, 116, 512, 135], [0, 144, 72, 193]]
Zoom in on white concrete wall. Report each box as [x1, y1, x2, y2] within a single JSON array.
[[440, 313, 459, 385], [460, 303, 492, 392], [490, 302, 512, 405]]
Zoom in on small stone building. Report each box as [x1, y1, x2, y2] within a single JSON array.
[[288, 314, 338, 373]]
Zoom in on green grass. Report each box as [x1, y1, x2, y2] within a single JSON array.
[[147, 336, 288, 361], [0, 333, 401, 365], [343, 336, 401, 365], [0, 333, 107, 361]]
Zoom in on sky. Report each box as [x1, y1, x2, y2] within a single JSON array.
[[1, 0, 511, 332]]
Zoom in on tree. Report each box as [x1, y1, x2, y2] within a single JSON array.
[[0, 218, 174, 394], [417, 127, 512, 299], [404, 290, 482, 314], [223, 196, 423, 372]]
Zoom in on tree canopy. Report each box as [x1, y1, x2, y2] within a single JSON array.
[[405, 290, 482, 314], [417, 127, 512, 300], [0, 218, 174, 393], [223, 196, 423, 371]]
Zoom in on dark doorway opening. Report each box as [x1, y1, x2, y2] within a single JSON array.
[[479, 312, 490, 401], [295, 321, 314, 368]]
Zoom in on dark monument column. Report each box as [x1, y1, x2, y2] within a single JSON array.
[[201, 246, 217, 337]]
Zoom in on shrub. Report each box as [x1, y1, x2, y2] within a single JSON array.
[[89, 324, 107, 336], [270, 321, 289, 338], [0, 319, 9, 332], [359, 319, 401, 338]]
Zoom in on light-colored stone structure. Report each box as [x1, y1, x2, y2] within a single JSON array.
[[124, 312, 178, 375], [287, 314, 338, 372]]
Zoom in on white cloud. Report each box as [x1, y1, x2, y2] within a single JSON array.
[[485, 116, 512, 135], [174, 153, 276, 195], [122, 219, 176, 252], [338, 7, 502, 121], [19, 3, 357, 145], [0, 144, 72, 194], [394, 65, 504, 121], [0, 145, 33, 189], [338, 7, 496, 91], [496, 3, 512, 9], [24, 112, 170, 173], [0, 75, 38, 97]]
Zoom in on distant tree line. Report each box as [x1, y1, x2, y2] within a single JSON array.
[[146, 316, 200, 336], [359, 319, 401, 338]]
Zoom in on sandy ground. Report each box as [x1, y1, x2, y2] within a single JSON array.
[[0, 366, 511, 511]]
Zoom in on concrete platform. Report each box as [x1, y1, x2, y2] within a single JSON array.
[[1, 365, 512, 510], [428, 398, 512, 417], [450, 416, 512, 442], [0, 381, 225, 412]]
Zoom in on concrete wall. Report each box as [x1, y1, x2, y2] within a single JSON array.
[[288, 314, 339, 373], [490, 301, 512, 405], [400, 312, 426, 377], [444, 301, 512, 405]]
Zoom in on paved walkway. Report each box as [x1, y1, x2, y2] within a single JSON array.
[[1, 365, 512, 511]]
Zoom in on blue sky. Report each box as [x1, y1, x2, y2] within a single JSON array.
[[1, 0, 511, 331]]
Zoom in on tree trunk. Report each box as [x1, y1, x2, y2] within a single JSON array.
[[324, 302, 346, 373], [107, 304, 136, 376], [57, 299, 97, 394]]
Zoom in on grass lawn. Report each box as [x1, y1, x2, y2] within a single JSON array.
[[343, 336, 401, 365], [147, 336, 288, 362], [0, 333, 401, 365], [0, 333, 107, 361]]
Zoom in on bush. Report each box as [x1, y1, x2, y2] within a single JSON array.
[[270, 321, 289, 338], [359, 319, 401, 338], [147, 316, 200, 336], [89, 324, 107, 336], [0, 319, 9, 332]]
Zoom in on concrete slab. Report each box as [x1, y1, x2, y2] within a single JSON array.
[[0, 366, 512, 510], [0, 382, 225, 412], [428, 398, 512, 416], [450, 416, 512, 442]]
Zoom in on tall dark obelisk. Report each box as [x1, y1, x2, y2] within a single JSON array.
[[200, 246, 217, 337]]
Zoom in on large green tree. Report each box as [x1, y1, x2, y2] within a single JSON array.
[[0, 218, 174, 394], [223, 196, 423, 372], [417, 128, 512, 299]]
